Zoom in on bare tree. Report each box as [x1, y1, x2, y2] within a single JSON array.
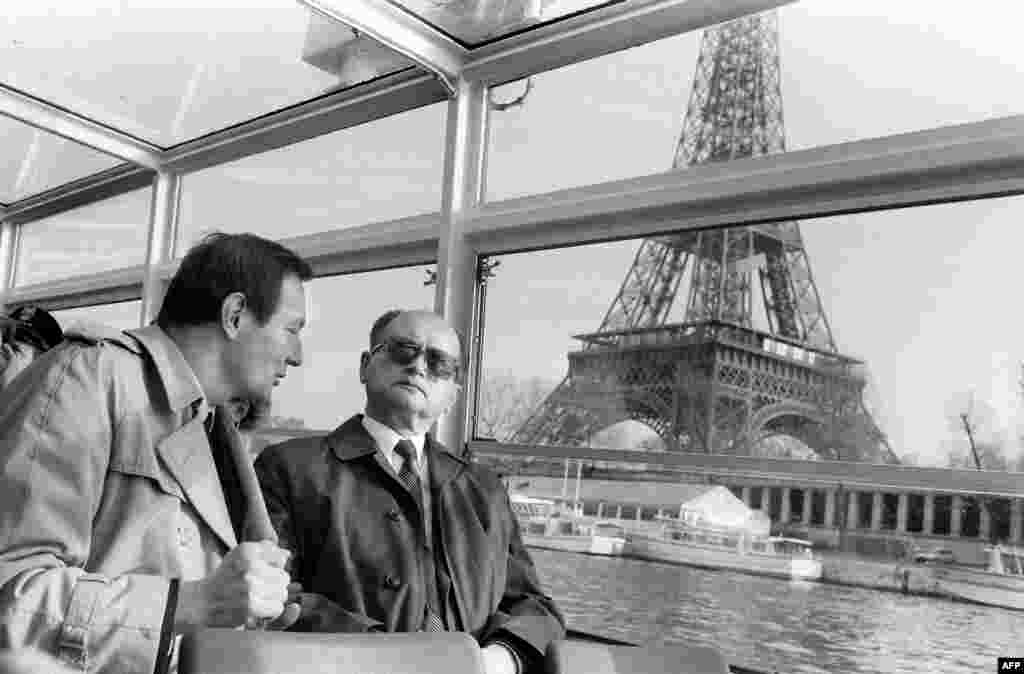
[[475, 371, 557, 442], [947, 391, 1008, 543], [946, 391, 1005, 469]]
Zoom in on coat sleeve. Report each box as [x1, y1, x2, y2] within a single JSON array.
[[480, 488, 566, 667], [254, 444, 385, 634], [0, 343, 171, 673]]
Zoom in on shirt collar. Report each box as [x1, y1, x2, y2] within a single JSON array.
[[361, 414, 425, 467]]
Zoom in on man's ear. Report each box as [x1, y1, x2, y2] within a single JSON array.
[[221, 292, 248, 339], [359, 351, 370, 384]]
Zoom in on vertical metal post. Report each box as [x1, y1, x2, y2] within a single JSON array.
[[140, 171, 181, 327], [870, 491, 883, 531], [824, 488, 836, 528], [0, 220, 18, 311], [950, 495, 963, 537], [779, 486, 791, 524], [574, 459, 582, 505], [802, 487, 813, 524], [923, 492, 935, 535], [433, 78, 488, 454]]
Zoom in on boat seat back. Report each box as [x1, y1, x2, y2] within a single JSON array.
[[178, 629, 484, 674], [545, 639, 729, 674]]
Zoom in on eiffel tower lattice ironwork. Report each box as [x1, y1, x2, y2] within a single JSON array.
[[509, 12, 896, 462]]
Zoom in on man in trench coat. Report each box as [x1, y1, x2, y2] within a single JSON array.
[[0, 232, 311, 673]]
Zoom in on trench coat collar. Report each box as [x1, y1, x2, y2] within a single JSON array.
[[328, 414, 469, 488], [128, 325, 207, 415], [129, 325, 237, 550]]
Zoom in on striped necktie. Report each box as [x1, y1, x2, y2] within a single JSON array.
[[393, 439, 445, 633]]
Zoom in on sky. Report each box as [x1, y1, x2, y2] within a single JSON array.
[[12, 0, 1024, 467]]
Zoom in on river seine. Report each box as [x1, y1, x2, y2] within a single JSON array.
[[532, 549, 1024, 673]]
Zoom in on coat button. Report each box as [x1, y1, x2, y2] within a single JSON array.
[[384, 575, 402, 589], [386, 508, 400, 521]]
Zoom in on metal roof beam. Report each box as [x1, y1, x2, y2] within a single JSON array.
[[465, 114, 1024, 254], [297, 0, 466, 95], [3, 265, 144, 312], [163, 69, 447, 174], [0, 85, 163, 170], [2, 164, 155, 226], [464, 0, 797, 85]]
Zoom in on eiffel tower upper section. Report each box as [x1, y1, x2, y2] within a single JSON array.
[[593, 12, 834, 353], [511, 12, 896, 463]]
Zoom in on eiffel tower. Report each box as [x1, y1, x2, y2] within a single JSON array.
[[510, 12, 896, 463]]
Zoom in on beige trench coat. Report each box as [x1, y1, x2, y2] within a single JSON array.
[[0, 324, 263, 673]]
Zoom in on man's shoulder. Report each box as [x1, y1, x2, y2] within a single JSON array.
[[256, 432, 330, 470], [258, 415, 366, 470], [63, 322, 144, 357], [456, 457, 507, 493], [22, 324, 143, 384]]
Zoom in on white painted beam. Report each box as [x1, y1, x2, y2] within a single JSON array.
[[163, 70, 446, 174], [297, 0, 467, 95], [466, 114, 1024, 254], [0, 85, 162, 169], [0, 220, 18, 308], [140, 172, 181, 326], [434, 78, 488, 454], [463, 0, 797, 85], [4, 266, 145, 311]]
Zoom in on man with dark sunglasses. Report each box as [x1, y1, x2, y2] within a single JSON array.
[[0, 305, 64, 391], [254, 309, 565, 674]]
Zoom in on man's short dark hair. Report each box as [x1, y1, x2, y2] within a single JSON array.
[[156, 232, 312, 329]]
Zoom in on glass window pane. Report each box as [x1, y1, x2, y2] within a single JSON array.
[[15, 188, 151, 286], [0, 116, 122, 204], [177, 103, 445, 248], [51, 300, 142, 332], [487, 3, 1024, 201], [251, 266, 435, 447], [475, 196, 1024, 674], [1, 1, 413, 146], [391, 0, 627, 45]]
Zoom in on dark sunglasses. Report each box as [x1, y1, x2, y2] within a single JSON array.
[[370, 338, 461, 381]]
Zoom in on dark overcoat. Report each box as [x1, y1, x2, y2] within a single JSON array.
[[254, 415, 565, 664]]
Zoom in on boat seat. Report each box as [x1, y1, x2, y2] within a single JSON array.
[[545, 639, 729, 674], [178, 629, 484, 674]]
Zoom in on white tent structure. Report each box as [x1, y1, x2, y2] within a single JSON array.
[[678, 486, 771, 537]]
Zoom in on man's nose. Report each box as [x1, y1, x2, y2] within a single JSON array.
[[287, 338, 303, 367]]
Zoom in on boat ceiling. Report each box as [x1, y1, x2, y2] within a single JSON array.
[[0, 0, 635, 208]]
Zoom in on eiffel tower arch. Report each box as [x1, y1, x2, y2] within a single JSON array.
[[509, 12, 896, 463]]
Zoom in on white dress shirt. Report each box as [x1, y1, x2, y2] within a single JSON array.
[[361, 414, 427, 480]]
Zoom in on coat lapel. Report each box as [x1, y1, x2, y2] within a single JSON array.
[[156, 413, 238, 551], [426, 435, 467, 491]]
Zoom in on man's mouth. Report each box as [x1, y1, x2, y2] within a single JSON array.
[[395, 381, 425, 395]]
